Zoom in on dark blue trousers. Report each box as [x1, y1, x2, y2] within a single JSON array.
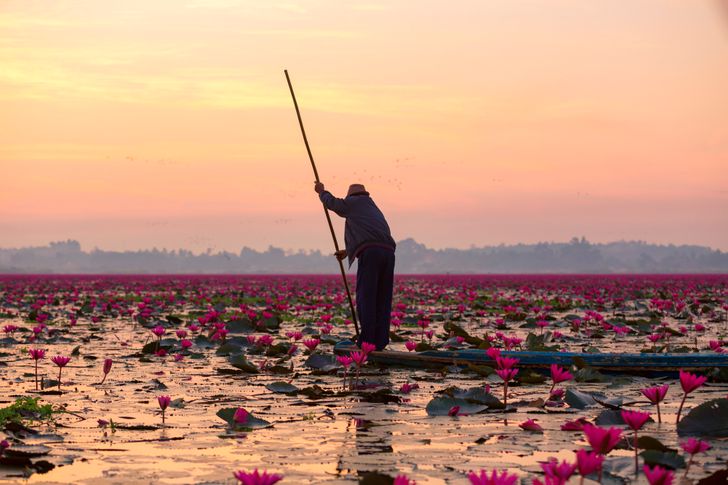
[[355, 246, 395, 351]]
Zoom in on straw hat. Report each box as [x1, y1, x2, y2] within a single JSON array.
[[347, 184, 368, 196]]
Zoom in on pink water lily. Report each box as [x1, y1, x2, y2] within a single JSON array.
[[393, 475, 416, 485], [676, 370, 707, 423], [681, 438, 710, 477], [575, 449, 604, 477], [495, 368, 518, 410], [621, 409, 651, 474], [51, 355, 71, 391], [583, 424, 621, 453], [158, 395, 171, 424], [233, 407, 249, 426], [518, 419, 543, 433], [540, 457, 576, 483], [360, 342, 376, 354], [233, 469, 283, 485], [561, 417, 589, 431], [302, 338, 319, 352], [29, 348, 46, 390], [641, 384, 669, 423], [100, 358, 112, 384], [643, 464, 674, 485], [467, 469, 518, 485], [405, 340, 416, 352]]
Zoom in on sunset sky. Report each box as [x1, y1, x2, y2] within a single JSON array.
[[2, 0, 727, 253]]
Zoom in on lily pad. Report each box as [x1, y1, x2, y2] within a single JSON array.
[[565, 389, 621, 409], [640, 450, 685, 470], [677, 398, 728, 437], [304, 354, 339, 372], [216, 407, 272, 429], [226, 318, 255, 334], [227, 354, 259, 373], [449, 387, 504, 408], [425, 397, 488, 416], [215, 342, 243, 356], [265, 381, 299, 394]]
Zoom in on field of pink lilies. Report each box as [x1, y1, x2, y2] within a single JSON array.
[[0, 274, 726, 484]]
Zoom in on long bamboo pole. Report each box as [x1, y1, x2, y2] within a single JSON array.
[[284, 69, 360, 337]]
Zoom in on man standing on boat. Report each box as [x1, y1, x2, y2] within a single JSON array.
[[314, 182, 396, 351]]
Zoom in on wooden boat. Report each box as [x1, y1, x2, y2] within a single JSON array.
[[334, 341, 728, 375]]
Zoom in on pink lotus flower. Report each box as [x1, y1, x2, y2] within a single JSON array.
[[495, 367, 518, 410], [0, 439, 9, 456], [233, 469, 283, 485], [336, 355, 353, 369], [349, 351, 367, 367], [583, 424, 621, 454], [561, 418, 589, 431], [175, 329, 188, 338], [51, 355, 70, 367], [486, 347, 501, 360], [680, 370, 707, 394], [180, 339, 193, 349], [540, 458, 576, 482], [677, 370, 708, 423], [302, 338, 320, 352], [575, 449, 604, 477], [680, 437, 710, 455], [360, 342, 377, 354], [495, 356, 519, 369], [285, 331, 303, 341], [29, 348, 46, 390], [642, 384, 669, 423], [100, 358, 112, 384], [549, 365, 573, 384], [400, 382, 419, 394], [518, 419, 543, 433], [233, 407, 249, 425], [621, 409, 651, 474], [393, 475, 416, 485], [467, 469, 518, 485], [152, 326, 166, 337], [643, 464, 674, 485], [495, 368, 518, 383], [681, 438, 710, 477], [621, 409, 650, 431], [158, 395, 171, 424], [405, 341, 417, 352], [255, 335, 272, 346], [51, 355, 71, 391]]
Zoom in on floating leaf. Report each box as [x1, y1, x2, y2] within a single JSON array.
[[638, 435, 674, 452], [304, 354, 339, 372], [216, 407, 272, 429], [265, 381, 299, 394], [227, 354, 259, 373], [425, 397, 488, 416], [226, 318, 254, 334], [449, 387, 504, 408], [640, 450, 686, 470], [215, 342, 242, 356], [141, 341, 173, 355], [677, 398, 728, 437]]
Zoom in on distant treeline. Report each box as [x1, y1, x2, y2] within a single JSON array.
[[0, 238, 726, 274]]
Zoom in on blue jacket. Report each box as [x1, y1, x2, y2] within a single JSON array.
[[319, 191, 396, 267]]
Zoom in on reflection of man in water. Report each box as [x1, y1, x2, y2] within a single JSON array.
[[314, 182, 396, 351]]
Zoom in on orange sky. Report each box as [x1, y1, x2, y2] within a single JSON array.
[[1, 0, 727, 253]]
